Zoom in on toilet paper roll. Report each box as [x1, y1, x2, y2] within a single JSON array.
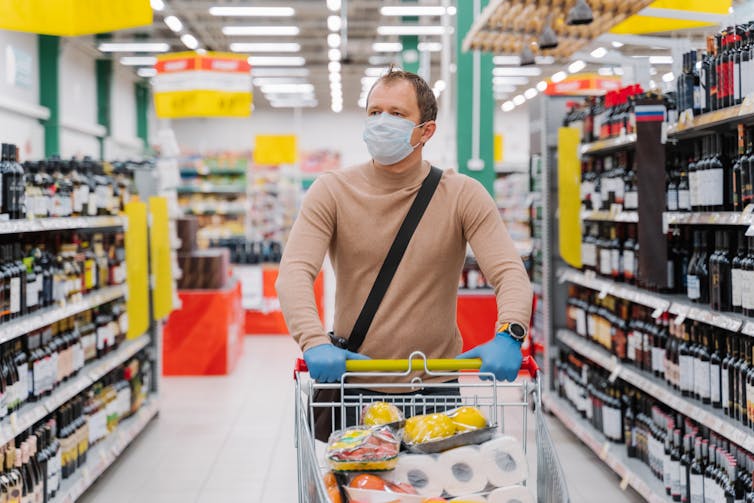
[[479, 436, 529, 487], [437, 446, 488, 496], [487, 485, 535, 503], [387, 454, 445, 497], [450, 495, 488, 502]]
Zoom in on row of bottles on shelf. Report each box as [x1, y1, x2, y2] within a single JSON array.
[[459, 256, 491, 290], [677, 22, 754, 117], [562, 85, 644, 143], [0, 353, 150, 502], [0, 299, 127, 419], [566, 284, 754, 429], [1, 144, 133, 221], [0, 231, 125, 324], [555, 350, 754, 502], [208, 238, 282, 264]]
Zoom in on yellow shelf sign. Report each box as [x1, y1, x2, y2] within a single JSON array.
[[494, 134, 504, 164], [558, 127, 582, 269], [0, 0, 152, 36], [148, 197, 174, 320], [153, 52, 253, 119], [612, 0, 730, 35], [254, 135, 297, 165], [125, 201, 150, 340]]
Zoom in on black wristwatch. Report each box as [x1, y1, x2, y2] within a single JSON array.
[[498, 322, 527, 344]]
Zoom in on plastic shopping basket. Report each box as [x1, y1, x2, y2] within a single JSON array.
[[293, 353, 569, 502]]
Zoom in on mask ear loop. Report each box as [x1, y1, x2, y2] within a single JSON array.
[[411, 121, 430, 149]]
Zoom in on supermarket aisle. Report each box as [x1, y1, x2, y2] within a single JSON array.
[[81, 336, 642, 502]]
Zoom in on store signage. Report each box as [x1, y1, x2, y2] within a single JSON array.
[[254, 135, 297, 165], [5, 45, 33, 89], [611, 0, 730, 35], [153, 52, 253, 119], [545, 74, 622, 97], [0, 0, 152, 36]]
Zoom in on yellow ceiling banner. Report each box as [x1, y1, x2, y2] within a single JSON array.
[[254, 135, 298, 165], [611, 0, 731, 34], [0, 0, 152, 36], [153, 52, 253, 119]]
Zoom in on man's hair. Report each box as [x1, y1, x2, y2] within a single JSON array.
[[368, 66, 438, 123]]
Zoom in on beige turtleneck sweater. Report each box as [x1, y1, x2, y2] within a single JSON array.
[[276, 161, 532, 364]]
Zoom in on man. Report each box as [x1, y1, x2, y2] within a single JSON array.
[[276, 68, 532, 386]]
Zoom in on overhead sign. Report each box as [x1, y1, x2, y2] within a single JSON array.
[[153, 52, 253, 119], [0, 0, 152, 36], [545, 74, 622, 97], [254, 135, 297, 165], [611, 0, 731, 35]]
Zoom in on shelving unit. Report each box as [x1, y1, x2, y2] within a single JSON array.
[[176, 185, 246, 194], [667, 99, 754, 139], [580, 134, 637, 156], [556, 329, 754, 451], [664, 211, 754, 227], [581, 210, 639, 223], [0, 216, 125, 234], [543, 393, 669, 503]]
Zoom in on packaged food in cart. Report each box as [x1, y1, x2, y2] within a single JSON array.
[[402, 406, 497, 454], [327, 425, 401, 471], [362, 401, 405, 429]]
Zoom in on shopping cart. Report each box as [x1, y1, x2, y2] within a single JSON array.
[[293, 353, 569, 503]]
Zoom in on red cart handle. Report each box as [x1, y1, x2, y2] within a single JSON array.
[[294, 355, 539, 380]]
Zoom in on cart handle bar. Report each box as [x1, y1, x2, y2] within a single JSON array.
[[294, 356, 539, 380]]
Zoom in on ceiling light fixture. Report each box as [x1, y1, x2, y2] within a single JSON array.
[[536, 80, 548, 92], [328, 16, 342, 32], [649, 55, 674, 65], [551, 71, 567, 82], [328, 48, 341, 61], [447, 6, 457, 15], [434, 80, 446, 92], [377, 25, 446, 36], [329, 73, 341, 83], [253, 78, 308, 86], [229, 43, 301, 53], [501, 101, 515, 112], [512, 95, 526, 106], [332, 103, 343, 113], [492, 76, 529, 85], [568, 60, 586, 73], [137, 68, 157, 78], [380, 6, 447, 16], [261, 83, 315, 94], [150, 0, 164, 11], [538, 17, 558, 50], [373, 42, 403, 52], [418, 42, 443, 52], [120, 56, 157, 66], [494, 67, 541, 77], [164, 15, 183, 32], [180, 34, 199, 50], [251, 68, 310, 77], [98, 42, 170, 53], [524, 88, 538, 100], [364, 67, 386, 77], [566, 0, 594, 25], [209, 6, 295, 17], [327, 0, 341, 12], [328, 61, 341, 73], [520, 45, 536, 66], [328, 33, 341, 48], [612, 41, 624, 48], [493, 84, 516, 93], [248, 56, 306, 66], [590, 47, 607, 58], [662, 72, 675, 82], [614, 67, 625, 76], [222, 26, 300, 36], [598, 67, 614, 76]]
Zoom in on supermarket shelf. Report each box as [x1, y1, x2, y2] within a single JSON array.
[[582, 210, 639, 223], [667, 99, 754, 139], [51, 398, 159, 503], [457, 288, 495, 297], [0, 284, 127, 345], [580, 134, 637, 156], [176, 185, 246, 194], [559, 267, 748, 333], [556, 329, 754, 452], [183, 209, 246, 217], [664, 211, 754, 226], [532, 282, 542, 296], [543, 393, 669, 503], [180, 168, 246, 177], [0, 216, 124, 235], [0, 335, 150, 446]]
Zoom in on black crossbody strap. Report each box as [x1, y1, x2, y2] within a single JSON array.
[[347, 166, 443, 352]]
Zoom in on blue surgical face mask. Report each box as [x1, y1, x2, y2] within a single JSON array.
[[362, 112, 426, 166]]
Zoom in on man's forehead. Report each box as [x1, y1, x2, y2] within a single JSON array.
[[368, 81, 419, 110]]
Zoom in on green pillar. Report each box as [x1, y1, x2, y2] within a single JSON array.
[[456, 0, 495, 196], [135, 82, 149, 149], [38, 35, 60, 157], [400, 36, 419, 73], [96, 59, 113, 160]]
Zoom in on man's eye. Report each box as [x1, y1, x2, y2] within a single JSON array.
[[392, 112, 403, 117], [369, 110, 380, 116]]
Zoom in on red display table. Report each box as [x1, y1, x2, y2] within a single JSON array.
[[163, 281, 243, 375]]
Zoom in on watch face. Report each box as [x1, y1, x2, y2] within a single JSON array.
[[510, 323, 526, 339]]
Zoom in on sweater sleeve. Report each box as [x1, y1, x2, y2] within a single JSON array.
[[276, 177, 336, 352], [459, 177, 533, 331]]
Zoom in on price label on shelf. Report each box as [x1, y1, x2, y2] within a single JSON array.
[[598, 285, 610, 300], [599, 442, 610, 460], [608, 364, 622, 383], [620, 474, 630, 491]]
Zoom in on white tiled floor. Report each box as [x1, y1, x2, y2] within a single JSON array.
[[80, 336, 644, 502]]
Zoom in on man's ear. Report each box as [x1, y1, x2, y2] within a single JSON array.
[[420, 121, 437, 144]]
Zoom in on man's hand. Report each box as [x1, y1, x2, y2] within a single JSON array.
[[303, 344, 370, 383], [456, 333, 522, 381]]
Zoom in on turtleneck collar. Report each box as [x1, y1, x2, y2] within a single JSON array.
[[362, 159, 431, 191]]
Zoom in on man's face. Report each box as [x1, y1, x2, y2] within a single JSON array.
[[366, 80, 430, 148]]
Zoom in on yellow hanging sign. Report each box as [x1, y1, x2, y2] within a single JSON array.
[[558, 127, 582, 269], [254, 135, 298, 165], [153, 52, 253, 119], [0, 0, 152, 36], [125, 201, 150, 340], [148, 197, 174, 320], [494, 134, 504, 164], [611, 0, 730, 35]]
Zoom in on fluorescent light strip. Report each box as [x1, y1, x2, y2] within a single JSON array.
[[253, 78, 309, 86], [223, 26, 300, 36], [261, 84, 314, 93], [524, 88, 538, 100], [501, 101, 515, 112], [251, 68, 310, 77], [150, 0, 164, 11], [137, 68, 157, 78], [418, 42, 442, 52], [380, 6, 447, 16], [98, 43, 170, 53], [209, 6, 295, 17], [590, 47, 607, 58], [328, 49, 341, 61], [120, 56, 157, 66], [551, 71, 567, 82], [492, 76, 529, 85], [164, 15, 183, 32], [328, 33, 341, 48], [230, 43, 301, 53], [181, 34, 199, 50], [377, 25, 446, 36], [662, 72, 675, 82], [649, 55, 674, 65], [513, 95, 526, 106], [493, 85, 516, 93], [364, 67, 387, 77], [328, 16, 342, 32], [248, 56, 306, 66], [493, 55, 555, 66], [568, 60, 586, 73], [493, 67, 542, 77], [327, 0, 341, 12], [328, 61, 341, 73], [536, 80, 548, 92], [373, 42, 403, 52]]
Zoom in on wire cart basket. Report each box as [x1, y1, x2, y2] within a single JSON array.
[[294, 353, 569, 503]]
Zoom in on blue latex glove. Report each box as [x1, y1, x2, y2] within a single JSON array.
[[457, 332, 523, 381], [303, 343, 370, 383]]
